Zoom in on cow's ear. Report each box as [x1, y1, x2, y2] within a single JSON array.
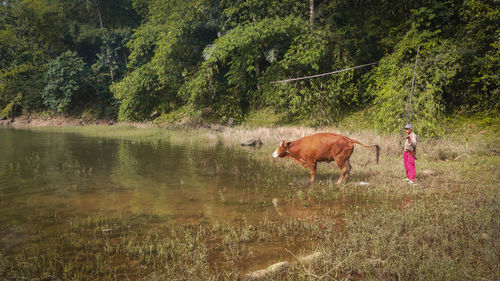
[[280, 140, 286, 147]]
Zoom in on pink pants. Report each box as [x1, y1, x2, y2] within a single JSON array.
[[404, 152, 415, 181]]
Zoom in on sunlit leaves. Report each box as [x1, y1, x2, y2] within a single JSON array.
[[113, 0, 220, 120], [42, 51, 88, 113], [1, 0, 498, 127], [111, 63, 162, 121], [181, 16, 306, 120], [367, 29, 460, 136]]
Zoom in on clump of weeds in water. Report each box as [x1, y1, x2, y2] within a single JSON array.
[[7, 152, 47, 184], [62, 160, 94, 177], [218, 187, 226, 203]]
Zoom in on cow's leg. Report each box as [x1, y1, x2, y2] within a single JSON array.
[[336, 149, 354, 184], [337, 167, 348, 184], [335, 159, 347, 185], [342, 159, 351, 182], [308, 162, 317, 184]]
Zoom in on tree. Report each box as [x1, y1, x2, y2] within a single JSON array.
[[181, 16, 307, 121], [1, 0, 497, 127], [112, 0, 221, 121], [0, 0, 139, 117], [454, 0, 500, 111], [90, 29, 131, 117], [42, 51, 88, 113], [367, 5, 462, 136], [0, 0, 66, 112]]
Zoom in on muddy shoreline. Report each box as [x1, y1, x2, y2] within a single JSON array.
[[0, 115, 123, 128]]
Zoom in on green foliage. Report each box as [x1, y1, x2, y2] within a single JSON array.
[[0, 63, 45, 111], [42, 51, 88, 113], [368, 41, 453, 136], [111, 63, 162, 121], [456, 0, 500, 111], [259, 24, 377, 125], [0, 0, 67, 111], [241, 108, 287, 128], [90, 29, 131, 118], [368, 14, 463, 136], [112, 0, 220, 121], [91, 30, 130, 83], [181, 16, 306, 121], [366, 0, 499, 136], [0, 0, 498, 126], [1, 93, 22, 119], [0, 0, 139, 117], [221, 0, 308, 28]]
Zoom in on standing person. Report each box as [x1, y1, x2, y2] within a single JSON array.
[[403, 124, 417, 184]]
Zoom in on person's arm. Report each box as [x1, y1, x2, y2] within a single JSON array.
[[410, 133, 417, 149]]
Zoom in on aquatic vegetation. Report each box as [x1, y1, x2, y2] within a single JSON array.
[[62, 160, 94, 177], [6, 153, 46, 185]]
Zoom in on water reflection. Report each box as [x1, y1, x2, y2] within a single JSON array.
[[0, 129, 295, 229]]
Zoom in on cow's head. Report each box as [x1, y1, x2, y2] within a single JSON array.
[[272, 140, 290, 158]]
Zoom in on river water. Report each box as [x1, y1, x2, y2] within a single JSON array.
[[1, 129, 276, 224]]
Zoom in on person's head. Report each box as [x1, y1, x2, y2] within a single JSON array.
[[404, 124, 413, 134]]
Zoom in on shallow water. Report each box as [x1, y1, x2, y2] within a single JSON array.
[[0, 128, 348, 273]]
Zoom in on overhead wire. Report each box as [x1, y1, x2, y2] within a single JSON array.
[[270, 62, 378, 84], [407, 45, 420, 124]]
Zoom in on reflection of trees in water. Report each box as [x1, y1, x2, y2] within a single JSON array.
[[108, 140, 240, 222], [0, 130, 344, 228]]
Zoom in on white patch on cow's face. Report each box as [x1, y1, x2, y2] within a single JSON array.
[[272, 148, 279, 158], [273, 140, 288, 158]]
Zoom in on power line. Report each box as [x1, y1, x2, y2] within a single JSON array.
[[407, 46, 420, 124], [270, 62, 378, 84]]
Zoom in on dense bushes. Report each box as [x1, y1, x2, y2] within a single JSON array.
[[42, 52, 88, 113], [0, 0, 136, 118]]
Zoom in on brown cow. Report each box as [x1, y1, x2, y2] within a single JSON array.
[[272, 133, 379, 184]]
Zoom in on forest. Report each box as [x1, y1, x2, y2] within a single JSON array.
[[0, 0, 498, 136]]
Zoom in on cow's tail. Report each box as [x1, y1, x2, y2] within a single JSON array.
[[350, 140, 380, 164]]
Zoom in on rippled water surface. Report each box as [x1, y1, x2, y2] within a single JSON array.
[[2, 129, 267, 223]]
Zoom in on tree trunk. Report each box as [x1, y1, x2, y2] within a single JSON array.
[[309, 0, 314, 31], [95, 2, 104, 29], [86, 0, 103, 28], [87, 0, 114, 81]]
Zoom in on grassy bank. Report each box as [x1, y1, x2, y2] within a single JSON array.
[[1, 115, 499, 280]]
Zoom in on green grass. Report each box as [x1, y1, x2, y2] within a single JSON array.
[[2, 115, 499, 280], [241, 108, 289, 128]]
